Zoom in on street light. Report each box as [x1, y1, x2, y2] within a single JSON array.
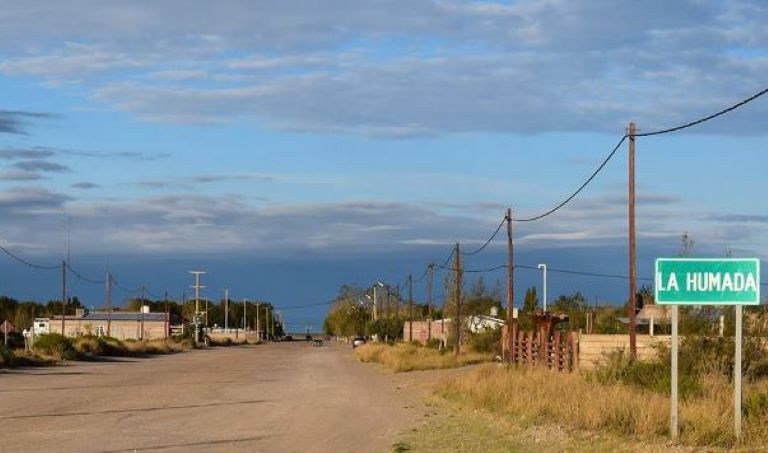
[[373, 281, 385, 321], [538, 264, 548, 312]]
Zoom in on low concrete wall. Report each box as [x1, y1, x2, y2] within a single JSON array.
[[404, 320, 450, 345], [207, 331, 260, 342], [578, 334, 671, 369]]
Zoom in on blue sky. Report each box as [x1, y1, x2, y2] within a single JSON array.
[[0, 1, 767, 327]]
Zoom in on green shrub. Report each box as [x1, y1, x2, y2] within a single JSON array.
[[745, 392, 768, 417], [208, 336, 233, 346], [0, 344, 15, 365], [425, 338, 443, 350], [592, 349, 700, 399], [33, 333, 76, 360], [73, 336, 105, 356], [468, 328, 501, 354]]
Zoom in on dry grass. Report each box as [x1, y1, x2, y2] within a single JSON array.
[[396, 396, 711, 453], [355, 343, 492, 373], [435, 364, 768, 448], [208, 336, 252, 347]]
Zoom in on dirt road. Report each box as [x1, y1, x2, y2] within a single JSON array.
[[1, 341, 421, 452]]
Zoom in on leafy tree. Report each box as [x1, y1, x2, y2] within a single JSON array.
[[523, 287, 538, 313]]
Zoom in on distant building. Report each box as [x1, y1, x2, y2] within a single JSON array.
[[403, 313, 507, 345], [48, 307, 169, 340]]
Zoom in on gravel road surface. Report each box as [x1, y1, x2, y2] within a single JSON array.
[[1, 341, 419, 452]]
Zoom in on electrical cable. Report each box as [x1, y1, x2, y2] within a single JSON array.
[[112, 277, 142, 294], [277, 299, 337, 311], [0, 243, 60, 270], [636, 88, 768, 137], [462, 217, 507, 256], [65, 262, 106, 284], [513, 135, 627, 222]]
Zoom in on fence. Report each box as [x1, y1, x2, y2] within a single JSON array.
[[504, 325, 578, 372]]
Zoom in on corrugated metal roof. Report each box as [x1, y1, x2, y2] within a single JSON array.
[[50, 312, 167, 322]]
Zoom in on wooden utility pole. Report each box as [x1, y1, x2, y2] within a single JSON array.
[[61, 260, 66, 335], [105, 271, 112, 337], [140, 286, 146, 341], [427, 264, 434, 342], [506, 208, 514, 360], [164, 290, 169, 340], [453, 243, 462, 356], [408, 273, 413, 342], [628, 122, 638, 361], [395, 284, 400, 321]]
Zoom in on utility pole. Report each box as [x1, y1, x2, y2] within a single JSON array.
[[106, 271, 112, 337], [427, 264, 433, 342], [243, 299, 248, 334], [628, 122, 638, 361], [385, 287, 391, 342], [140, 285, 146, 341], [256, 302, 261, 340], [395, 284, 401, 321], [408, 273, 413, 342], [506, 208, 514, 359], [454, 243, 462, 356], [372, 285, 378, 321], [164, 290, 169, 340], [189, 270, 206, 344], [61, 260, 67, 335], [224, 288, 229, 333]]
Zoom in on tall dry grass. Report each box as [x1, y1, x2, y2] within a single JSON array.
[[355, 343, 492, 372], [437, 364, 768, 448]]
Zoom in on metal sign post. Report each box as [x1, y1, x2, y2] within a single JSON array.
[[670, 305, 678, 440], [735, 304, 743, 438], [655, 258, 760, 442]]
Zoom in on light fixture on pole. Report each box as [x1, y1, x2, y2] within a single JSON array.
[[537, 264, 548, 312]]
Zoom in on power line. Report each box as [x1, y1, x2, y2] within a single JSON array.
[[462, 217, 507, 256], [0, 243, 59, 270], [65, 262, 106, 284], [277, 299, 337, 311], [513, 135, 627, 222], [636, 88, 768, 137], [440, 247, 456, 268], [112, 277, 142, 294], [412, 266, 429, 284], [433, 263, 508, 274]]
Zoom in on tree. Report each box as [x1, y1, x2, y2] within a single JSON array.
[[522, 287, 538, 313]]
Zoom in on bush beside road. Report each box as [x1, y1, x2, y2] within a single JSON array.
[[355, 342, 493, 372]]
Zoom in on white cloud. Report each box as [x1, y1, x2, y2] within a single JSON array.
[[0, 1, 764, 136]]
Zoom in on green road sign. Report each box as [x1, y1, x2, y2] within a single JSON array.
[[655, 258, 761, 305]]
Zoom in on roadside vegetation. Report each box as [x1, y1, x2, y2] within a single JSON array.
[[355, 343, 493, 372], [430, 327, 768, 449]]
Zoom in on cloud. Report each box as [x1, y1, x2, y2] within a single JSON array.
[[13, 160, 70, 172], [0, 187, 72, 212], [0, 170, 44, 181], [0, 148, 57, 160], [191, 174, 275, 183], [0, 111, 53, 134], [71, 182, 100, 189], [0, 42, 145, 77], [0, 146, 169, 161], [0, 1, 765, 136], [707, 214, 768, 224]]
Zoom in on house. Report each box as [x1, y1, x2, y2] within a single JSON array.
[[403, 312, 508, 345], [48, 307, 170, 340], [466, 314, 506, 333]]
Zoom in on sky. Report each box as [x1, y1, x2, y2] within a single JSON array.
[[0, 0, 767, 329]]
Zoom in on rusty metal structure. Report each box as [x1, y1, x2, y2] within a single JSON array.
[[504, 311, 578, 372]]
